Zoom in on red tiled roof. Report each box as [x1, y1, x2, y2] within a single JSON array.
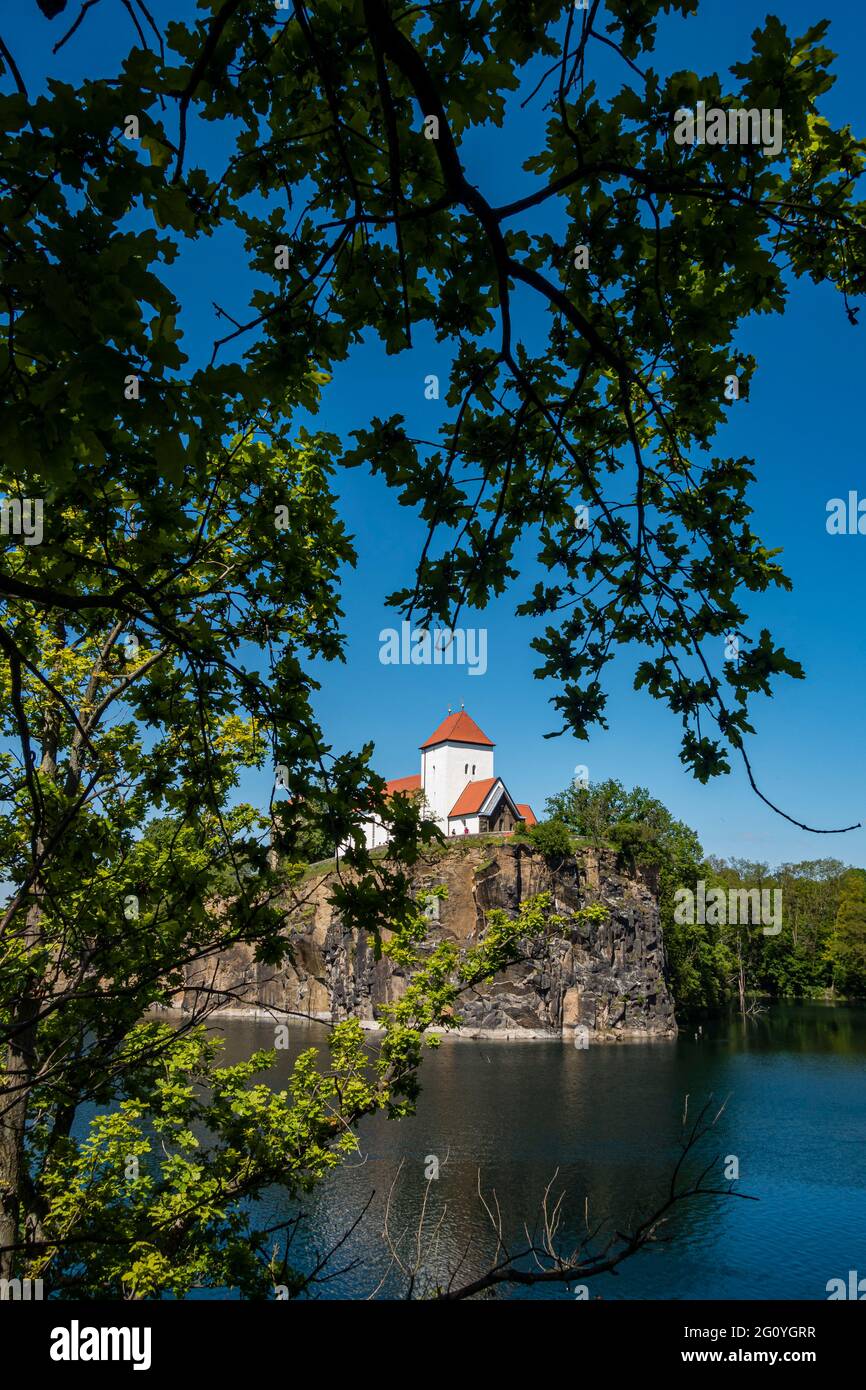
[[448, 777, 499, 818], [385, 774, 422, 797], [420, 711, 494, 750], [516, 804, 537, 827]]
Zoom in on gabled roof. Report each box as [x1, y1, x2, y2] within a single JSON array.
[[420, 711, 494, 750], [385, 774, 422, 797], [448, 777, 499, 818], [516, 804, 537, 827]]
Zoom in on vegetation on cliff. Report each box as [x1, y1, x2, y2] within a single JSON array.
[[14, 891, 608, 1298], [544, 778, 866, 1011]]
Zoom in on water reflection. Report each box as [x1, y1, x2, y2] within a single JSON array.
[[208, 1003, 866, 1299]]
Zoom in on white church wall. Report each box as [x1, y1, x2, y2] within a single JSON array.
[[447, 815, 481, 836], [421, 741, 494, 827]]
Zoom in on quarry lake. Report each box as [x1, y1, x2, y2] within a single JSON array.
[[212, 1002, 866, 1300]]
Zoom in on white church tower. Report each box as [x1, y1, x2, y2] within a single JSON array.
[[351, 708, 534, 852], [420, 709, 495, 831]]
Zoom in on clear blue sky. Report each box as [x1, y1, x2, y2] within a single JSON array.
[[7, 0, 865, 867]]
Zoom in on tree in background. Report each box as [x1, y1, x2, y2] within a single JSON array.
[[1, 0, 863, 827], [546, 777, 728, 1011], [545, 783, 862, 1011], [708, 856, 851, 1003], [545, 778, 630, 849], [752, 858, 846, 998], [525, 816, 574, 862], [0, 433, 466, 1294], [704, 857, 773, 1014], [828, 869, 866, 998]]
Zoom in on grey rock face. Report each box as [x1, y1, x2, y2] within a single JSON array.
[[182, 842, 676, 1040]]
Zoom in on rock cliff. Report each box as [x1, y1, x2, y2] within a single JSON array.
[[182, 841, 676, 1040]]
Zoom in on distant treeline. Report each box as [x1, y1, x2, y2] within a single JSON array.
[[542, 779, 866, 1015]]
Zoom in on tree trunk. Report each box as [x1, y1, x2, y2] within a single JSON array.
[[736, 931, 747, 1016], [0, 885, 44, 1282], [0, 991, 38, 1282]]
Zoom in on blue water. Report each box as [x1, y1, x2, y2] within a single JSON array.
[[212, 1003, 866, 1299]]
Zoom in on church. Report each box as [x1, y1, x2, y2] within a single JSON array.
[[361, 709, 536, 849]]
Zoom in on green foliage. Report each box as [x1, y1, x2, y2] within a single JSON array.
[[546, 779, 863, 1012], [23, 890, 592, 1297], [0, 0, 860, 797], [546, 781, 625, 849], [708, 856, 852, 1002], [527, 818, 574, 861], [1, 0, 864, 1296], [828, 869, 866, 996], [608, 820, 659, 866], [547, 777, 724, 1011]]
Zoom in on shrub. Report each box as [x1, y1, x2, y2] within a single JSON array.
[[608, 820, 658, 866], [528, 818, 573, 861]]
